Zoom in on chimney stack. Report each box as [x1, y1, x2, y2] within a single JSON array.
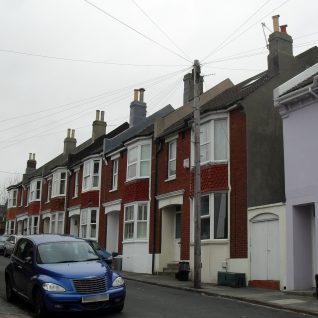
[[92, 110, 107, 142], [25, 153, 36, 175], [129, 88, 147, 127], [64, 128, 77, 155], [267, 15, 294, 77], [183, 69, 203, 104]]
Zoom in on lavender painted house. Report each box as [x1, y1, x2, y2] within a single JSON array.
[[274, 63, 318, 291]]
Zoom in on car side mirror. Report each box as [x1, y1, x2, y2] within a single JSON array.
[[24, 256, 32, 264]]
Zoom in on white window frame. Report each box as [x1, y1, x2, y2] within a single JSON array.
[[79, 208, 99, 240], [82, 159, 101, 192], [8, 189, 18, 208], [199, 192, 228, 241], [46, 178, 52, 202], [123, 202, 149, 241], [191, 114, 228, 165], [6, 220, 15, 234], [19, 189, 23, 207], [112, 159, 119, 190], [49, 212, 65, 234], [52, 170, 67, 198], [30, 216, 39, 234], [126, 141, 151, 181], [168, 140, 177, 178], [29, 179, 42, 203], [73, 170, 79, 198]]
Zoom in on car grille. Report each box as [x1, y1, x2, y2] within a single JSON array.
[[73, 277, 107, 294]]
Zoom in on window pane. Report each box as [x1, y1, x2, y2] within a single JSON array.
[[128, 163, 137, 179], [141, 144, 150, 160], [137, 222, 147, 239], [93, 161, 100, 174], [200, 144, 210, 162], [140, 161, 150, 177], [214, 193, 228, 239], [201, 196, 209, 216], [92, 175, 99, 187], [128, 146, 138, 164], [91, 210, 97, 223], [169, 141, 176, 160], [214, 119, 227, 161], [125, 206, 134, 221], [90, 224, 96, 238], [200, 122, 210, 143], [201, 217, 210, 240], [169, 159, 176, 177], [124, 223, 134, 239]]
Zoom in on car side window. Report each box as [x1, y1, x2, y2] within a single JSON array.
[[14, 239, 33, 260]]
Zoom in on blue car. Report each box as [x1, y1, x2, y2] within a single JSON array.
[[5, 235, 125, 318]]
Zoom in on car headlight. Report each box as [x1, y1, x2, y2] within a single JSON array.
[[42, 282, 65, 292], [112, 276, 125, 287]]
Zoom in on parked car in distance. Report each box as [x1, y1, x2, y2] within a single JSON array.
[[85, 239, 113, 266], [0, 235, 9, 254], [5, 234, 125, 318], [4, 235, 22, 257]]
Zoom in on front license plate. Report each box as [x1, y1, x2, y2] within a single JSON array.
[[82, 294, 109, 303]]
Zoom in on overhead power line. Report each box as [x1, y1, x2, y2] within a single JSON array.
[[131, 0, 192, 61], [202, 0, 272, 62], [0, 48, 186, 68], [83, 0, 192, 63]]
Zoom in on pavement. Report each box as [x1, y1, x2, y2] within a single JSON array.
[[120, 271, 318, 317]]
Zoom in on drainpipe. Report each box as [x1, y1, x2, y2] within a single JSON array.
[[152, 139, 162, 274]]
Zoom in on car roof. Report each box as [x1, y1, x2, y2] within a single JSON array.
[[24, 234, 85, 245]]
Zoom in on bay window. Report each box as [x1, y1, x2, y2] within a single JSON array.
[[29, 179, 42, 202], [199, 117, 228, 164], [8, 189, 17, 208], [82, 159, 101, 191], [124, 203, 148, 240], [127, 142, 151, 180], [52, 170, 67, 197], [200, 193, 228, 240]]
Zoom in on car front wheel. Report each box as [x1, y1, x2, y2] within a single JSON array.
[[34, 289, 48, 318]]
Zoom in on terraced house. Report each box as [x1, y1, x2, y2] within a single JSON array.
[[5, 15, 318, 290]]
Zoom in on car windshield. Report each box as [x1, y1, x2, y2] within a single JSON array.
[[37, 241, 100, 264]]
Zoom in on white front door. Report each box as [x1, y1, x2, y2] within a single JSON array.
[[173, 207, 181, 261], [106, 211, 119, 254], [251, 215, 279, 280]]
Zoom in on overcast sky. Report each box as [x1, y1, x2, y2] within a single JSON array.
[[0, 0, 317, 197]]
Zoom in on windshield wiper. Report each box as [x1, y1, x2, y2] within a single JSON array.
[[56, 260, 79, 263]]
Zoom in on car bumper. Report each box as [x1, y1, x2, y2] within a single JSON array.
[[43, 287, 125, 313]]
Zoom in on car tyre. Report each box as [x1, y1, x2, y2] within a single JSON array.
[[5, 276, 16, 302], [112, 304, 124, 313], [34, 289, 48, 318]]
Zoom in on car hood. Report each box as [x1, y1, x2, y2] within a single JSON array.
[[37, 260, 109, 279]]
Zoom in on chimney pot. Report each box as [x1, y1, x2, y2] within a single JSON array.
[[33, 153, 35, 160], [96, 110, 100, 120], [29, 153, 32, 160], [71, 129, 75, 138], [139, 88, 145, 102], [101, 111, 105, 121], [272, 15, 280, 32], [67, 128, 71, 138], [133, 89, 139, 101], [280, 24, 288, 34]]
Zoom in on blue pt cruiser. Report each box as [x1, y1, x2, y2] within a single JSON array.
[[5, 234, 125, 318]]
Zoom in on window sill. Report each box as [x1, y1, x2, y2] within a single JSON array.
[[109, 188, 118, 193], [190, 239, 228, 246], [81, 187, 100, 193], [165, 175, 176, 182], [125, 177, 150, 183], [122, 239, 148, 244]]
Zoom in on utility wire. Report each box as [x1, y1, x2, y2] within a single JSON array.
[[0, 48, 186, 68], [1, 67, 190, 147], [202, 0, 272, 62], [131, 0, 192, 61], [0, 66, 189, 124], [83, 0, 192, 63], [0, 170, 22, 175]]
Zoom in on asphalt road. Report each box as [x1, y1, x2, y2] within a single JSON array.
[[0, 255, 314, 318]]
